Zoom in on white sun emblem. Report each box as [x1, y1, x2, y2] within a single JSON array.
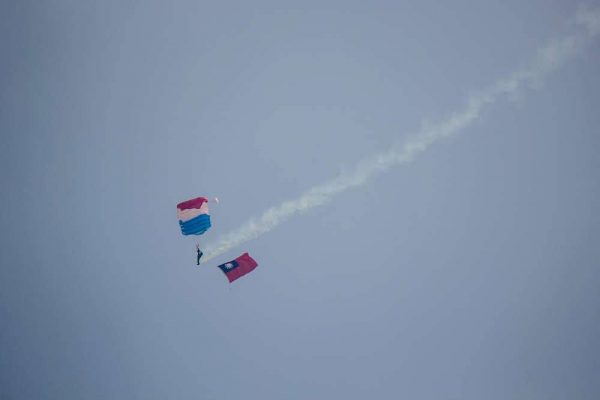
[[225, 263, 234, 270]]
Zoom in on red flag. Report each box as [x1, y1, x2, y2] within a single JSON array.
[[216, 253, 258, 283]]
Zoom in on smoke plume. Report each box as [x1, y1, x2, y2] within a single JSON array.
[[202, 6, 600, 262]]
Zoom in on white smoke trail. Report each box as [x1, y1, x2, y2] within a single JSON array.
[[202, 6, 600, 262]]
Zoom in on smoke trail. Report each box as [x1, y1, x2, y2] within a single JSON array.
[[203, 6, 600, 262]]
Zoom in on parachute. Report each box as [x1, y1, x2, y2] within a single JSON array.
[[177, 197, 211, 235]]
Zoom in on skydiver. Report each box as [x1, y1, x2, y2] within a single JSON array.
[[196, 244, 203, 265]]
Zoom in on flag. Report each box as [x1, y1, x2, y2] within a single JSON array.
[[216, 253, 258, 283]]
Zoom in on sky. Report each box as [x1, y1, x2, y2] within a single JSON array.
[[1, 1, 600, 399]]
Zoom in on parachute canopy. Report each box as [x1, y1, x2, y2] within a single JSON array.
[[177, 197, 211, 235], [217, 253, 258, 283]]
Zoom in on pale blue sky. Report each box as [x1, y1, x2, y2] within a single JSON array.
[[1, 1, 599, 399]]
